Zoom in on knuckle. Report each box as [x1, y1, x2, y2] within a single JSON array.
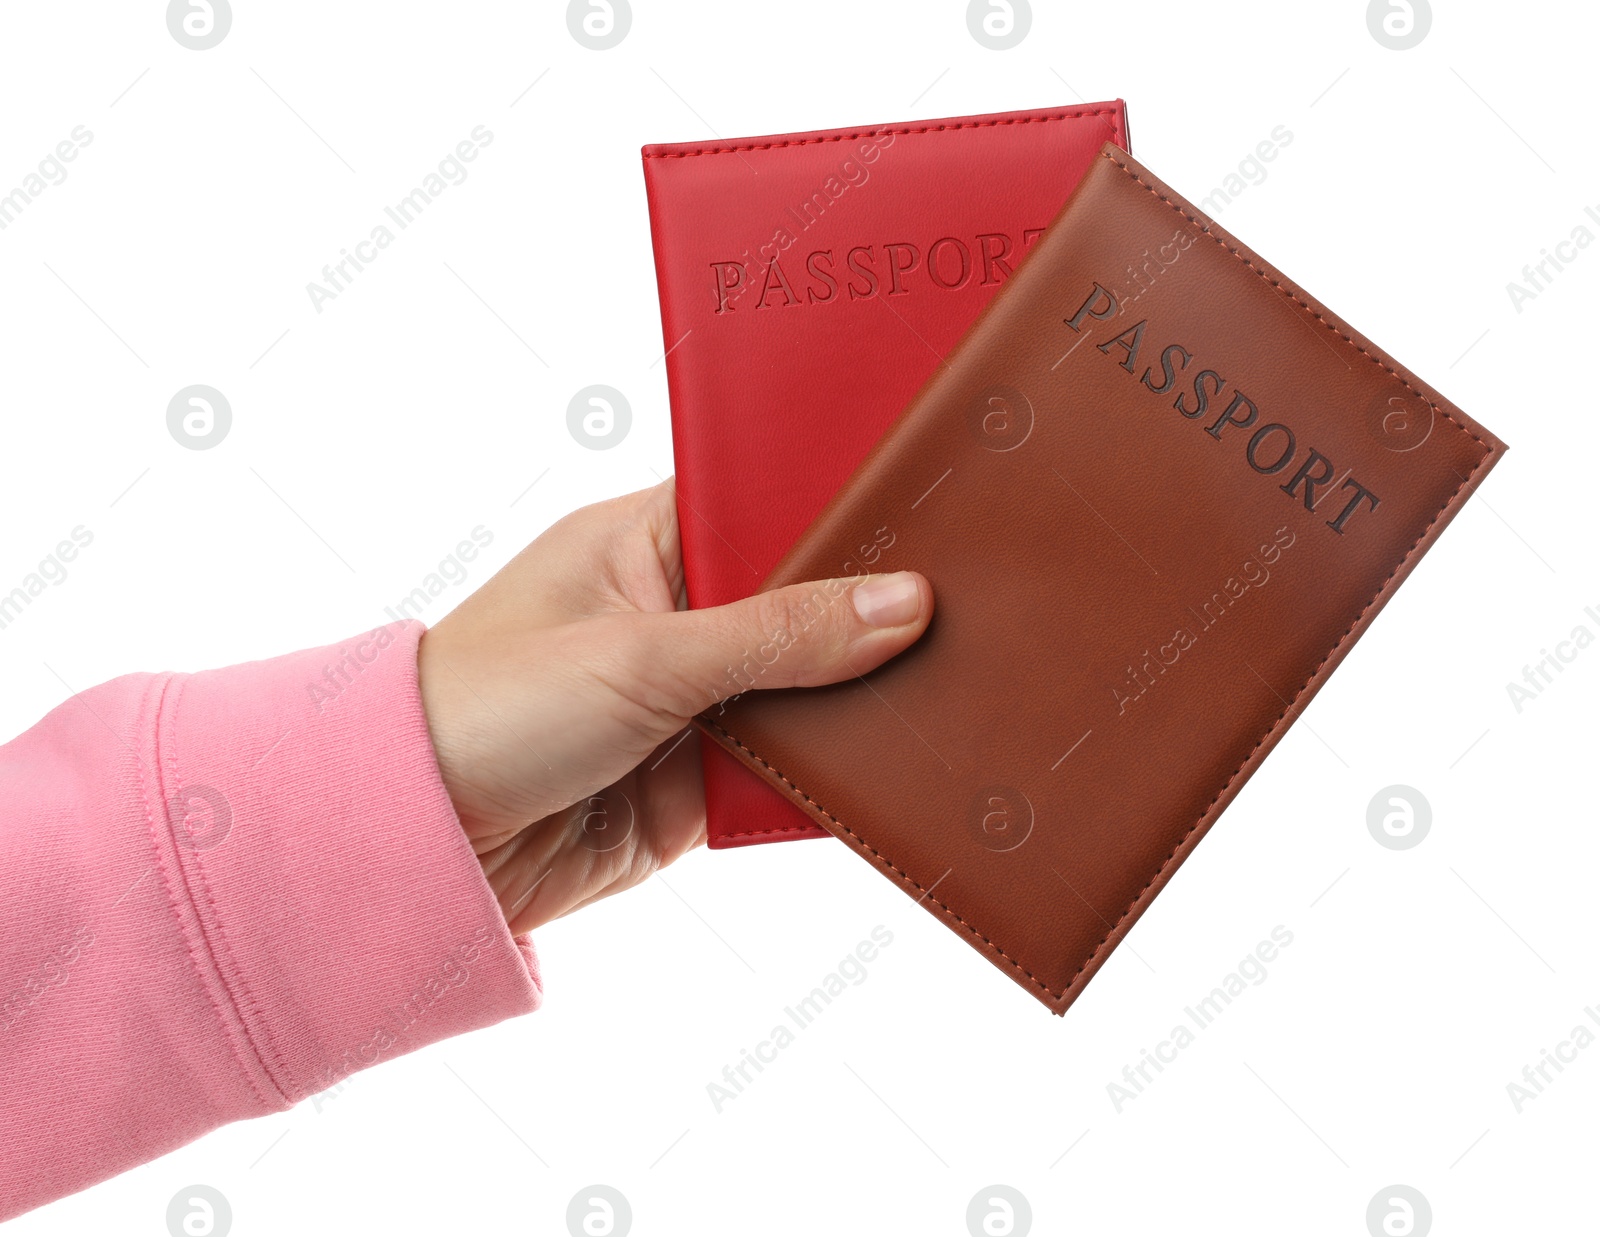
[[739, 582, 856, 689], [750, 582, 845, 651]]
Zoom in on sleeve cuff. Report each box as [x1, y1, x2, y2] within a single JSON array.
[[151, 620, 541, 1109]]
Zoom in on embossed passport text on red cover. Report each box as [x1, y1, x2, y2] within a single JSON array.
[[641, 102, 1130, 847], [699, 144, 1507, 1013]]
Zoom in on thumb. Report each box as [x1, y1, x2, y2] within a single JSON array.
[[637, 570, 933, 717]]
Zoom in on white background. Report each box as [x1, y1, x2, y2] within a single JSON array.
[[1, 1, 1594, 1234]]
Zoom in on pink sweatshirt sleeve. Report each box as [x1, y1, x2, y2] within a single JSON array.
[[0, 621, 541, 1221]]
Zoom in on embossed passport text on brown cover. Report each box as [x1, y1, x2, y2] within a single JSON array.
[[698, 144, 1507, 1014]]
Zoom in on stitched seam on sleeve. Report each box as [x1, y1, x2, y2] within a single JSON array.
[[135, 673, 281, 1109], [163, 673, 299, 1103]]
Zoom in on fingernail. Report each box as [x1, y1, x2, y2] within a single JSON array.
[[852, 572, 921, 628]]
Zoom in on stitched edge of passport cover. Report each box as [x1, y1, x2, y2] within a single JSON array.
[[640, 103, 1127, 161]]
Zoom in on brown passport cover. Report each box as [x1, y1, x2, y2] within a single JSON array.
[[698, 143, 1507, 1014]]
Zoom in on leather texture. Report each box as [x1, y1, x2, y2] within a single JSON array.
[[698, 144, 1508, 1013], [641, 102, 1130, 847]]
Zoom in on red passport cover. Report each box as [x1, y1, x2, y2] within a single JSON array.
[[642, 101, 1130, 847]]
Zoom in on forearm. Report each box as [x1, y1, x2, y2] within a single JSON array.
[[0, 621, 540, 1222]]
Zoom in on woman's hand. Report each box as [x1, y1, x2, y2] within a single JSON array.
[[416, 479, 932, 935]]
